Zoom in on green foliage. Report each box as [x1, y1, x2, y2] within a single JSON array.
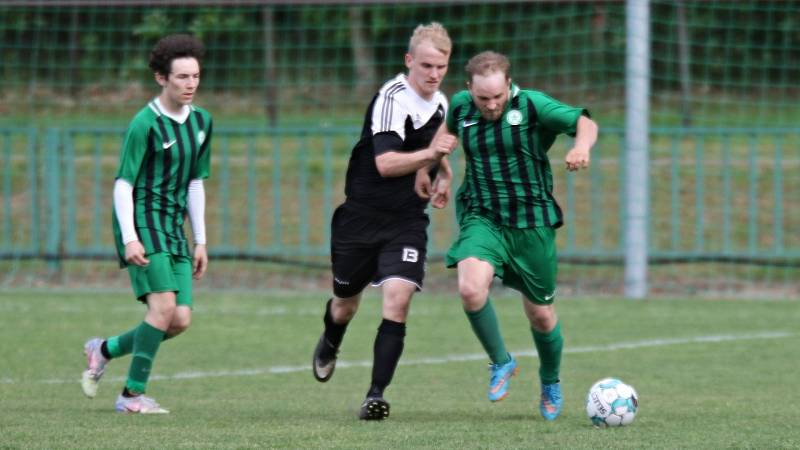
[[2, 2, 797, 127]]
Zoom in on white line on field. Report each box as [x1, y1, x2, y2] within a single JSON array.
[[2, 331, 793, 386]]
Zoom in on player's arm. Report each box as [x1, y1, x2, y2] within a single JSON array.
[[430, 156, 452, 209], [113, 179, 149, 266], [565, 115, 598, 172], [186, 179, 208, 279], [115, 121, 150, 266], [375, 124, 456, 177]]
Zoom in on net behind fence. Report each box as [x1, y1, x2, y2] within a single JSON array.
[[0, 1, 797, 297]]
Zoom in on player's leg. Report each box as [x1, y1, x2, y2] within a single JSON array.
[[506, 226, 563, 420], [114, 290, 173, 414], [523, 300, 563, 420], [164, 255, 194, 339], [114, 252, 179, 414], [82, 296, 189, 399], [81, 255, 181, 398], [358, 216, 427, 420], [314, 205, 376, 382], [446, 213, 517, 402], [358, 279, 415, 421], [313, 293, 362, 382]]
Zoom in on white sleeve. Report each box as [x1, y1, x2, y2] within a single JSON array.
[[186, 179, 206, 245], [113, 178, 138, 245], [371, 88, 409, 141]]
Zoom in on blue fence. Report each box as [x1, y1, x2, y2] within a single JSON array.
[[0, 126, 797, 267]]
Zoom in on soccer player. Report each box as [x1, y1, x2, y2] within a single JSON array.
[[81, 34, 212, 414], [444, 51, 598, 420], [311, 22, 457, 421]]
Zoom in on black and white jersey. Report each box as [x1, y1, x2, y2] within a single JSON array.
[[343, 73, 448, 215]]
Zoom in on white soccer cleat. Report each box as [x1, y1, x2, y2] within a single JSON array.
[[81, 337, 109, 398], [115, 394, 170, 414]]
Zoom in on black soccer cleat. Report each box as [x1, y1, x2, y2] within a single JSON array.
[[358, 397, 390, 421], [312, 333, 338, 382]]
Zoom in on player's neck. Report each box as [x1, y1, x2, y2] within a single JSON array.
[[404, 76, 434, 102], [157, 93, 188, 115]]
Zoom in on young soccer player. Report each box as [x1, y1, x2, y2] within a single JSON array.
[[444, 51, 598, 420], [81, 34, 213, 414], [311, 22, 457, 420]]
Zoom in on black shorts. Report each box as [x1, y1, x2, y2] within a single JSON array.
[[330, 202, 429, 298]]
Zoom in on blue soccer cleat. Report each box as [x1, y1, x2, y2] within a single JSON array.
[[487, 355, 518, 402], [540, 382, 563, 421]]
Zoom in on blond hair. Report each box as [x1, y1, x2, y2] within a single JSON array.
[[408, 22, 451, 56], [465, 51, 510, 82]]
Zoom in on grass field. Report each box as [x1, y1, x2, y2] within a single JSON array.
[[1, 289, 799, 449]]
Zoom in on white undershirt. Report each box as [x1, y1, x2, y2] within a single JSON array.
[[113, 178, 206, 245]]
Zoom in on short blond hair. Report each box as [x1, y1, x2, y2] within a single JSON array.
[[408, 22, 451, 56], [465, 51, 510, 82]]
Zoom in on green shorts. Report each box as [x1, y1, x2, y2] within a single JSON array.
[[127, 252, 194, 307], [445, 212, 558, 304]]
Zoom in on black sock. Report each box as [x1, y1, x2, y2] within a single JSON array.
[[122, 387, 140, 398], [100, 340, 112, 360], [367, 319, 406, 398], [323, 298, 348, 349]]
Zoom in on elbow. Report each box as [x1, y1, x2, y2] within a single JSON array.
[[376, 165, 391, 178], [583, 116, 599, 135], [374, 157, 394, 178]]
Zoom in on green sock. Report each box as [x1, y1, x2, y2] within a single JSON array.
[[125, 321, 166, 394], [106, 327, 137, 359], [465, 298, 510, 365], [532, 321, 563, 385], [109, 323, 180, 359]]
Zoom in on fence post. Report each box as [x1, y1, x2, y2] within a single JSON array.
[[44, 129, 61, 272], [624, 0, 650, 298]]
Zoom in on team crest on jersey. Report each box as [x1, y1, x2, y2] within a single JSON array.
[[506, 109, 523, 126], [197, 130, 206, 144]]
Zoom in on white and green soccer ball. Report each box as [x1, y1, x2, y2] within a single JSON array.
[[585, 378, 639, 427]]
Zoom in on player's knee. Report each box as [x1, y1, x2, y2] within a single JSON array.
[[383, 297, 411, 321], [331, 299, 359, 322], [527, 307, 556, 332], [171, 314, 191, 333], [146, 296, 177, 327], [458, 280, 488, 307]]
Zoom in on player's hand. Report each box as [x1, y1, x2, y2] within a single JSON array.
[[124, 241, 149, 266], [192, 244, 208, 280], [415, 168, 433, 200], [428, 129, 458, 160], [430, 176, 451, 209], [565, 146, 590, 172]]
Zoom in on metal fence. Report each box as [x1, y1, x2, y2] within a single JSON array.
[[2, 126, 796, 264]]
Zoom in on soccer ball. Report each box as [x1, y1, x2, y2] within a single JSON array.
[[585, 378, 639, 427]]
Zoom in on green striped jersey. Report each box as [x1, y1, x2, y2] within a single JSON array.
[[112, 99, 212, 265], [446, 85, 587, 229]]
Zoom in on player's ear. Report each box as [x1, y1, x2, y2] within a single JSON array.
[[404, 53, 413, 70], [154, 72, 167, 87]]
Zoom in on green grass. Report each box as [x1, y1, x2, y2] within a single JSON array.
[[1, 290, 799, 449]]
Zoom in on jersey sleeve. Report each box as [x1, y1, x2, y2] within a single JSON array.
[[370, 92, 408, 155], [531, 92, 589, 137], [115, 119, 150, 184], [192, 118, 213, 179]]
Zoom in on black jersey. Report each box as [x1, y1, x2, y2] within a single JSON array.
[[343, 74, 448, 215]]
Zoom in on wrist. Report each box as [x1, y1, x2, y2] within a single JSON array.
[[426, 147, 441, 163]]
